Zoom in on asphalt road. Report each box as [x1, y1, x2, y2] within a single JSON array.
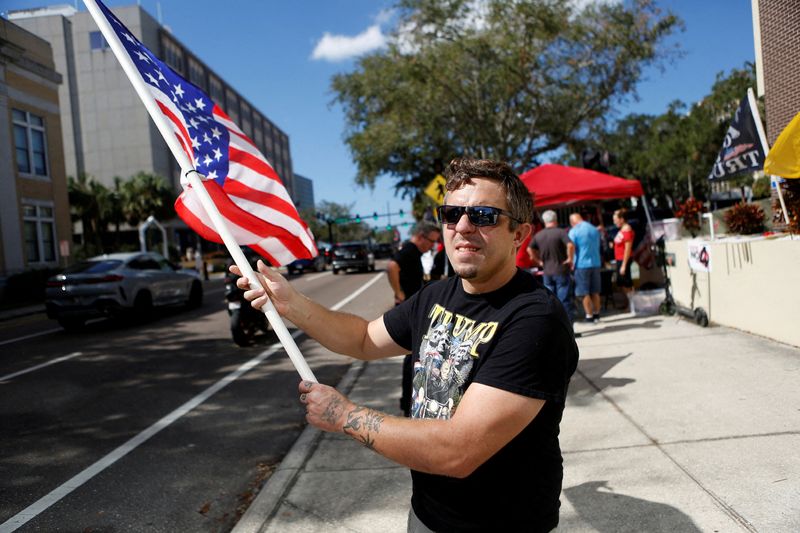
[[0, 264, 395, 532]]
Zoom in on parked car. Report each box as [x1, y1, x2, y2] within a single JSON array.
[[286, 253, 327, 275], [45, 252, 203, 330], [331, 242, 375, 274], [373, 242, 397, 259]]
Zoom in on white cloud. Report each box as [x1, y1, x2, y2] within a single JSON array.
[[311, 25, 387, 62]]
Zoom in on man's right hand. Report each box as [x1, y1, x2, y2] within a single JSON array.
[[231, 259, 296, 316], [394, 291, 406, 305]]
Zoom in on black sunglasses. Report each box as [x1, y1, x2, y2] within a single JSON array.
[[436, 205, 520, 227]]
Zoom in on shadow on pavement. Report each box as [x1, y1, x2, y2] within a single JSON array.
[[578, 318, 663, 338], [569, 355, 635, 406], [562, 480, 701, 532]]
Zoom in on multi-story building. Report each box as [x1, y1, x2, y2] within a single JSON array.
[[9, 4, 298, 246], [0, 18, 71, 278], [292, 173, 315, 212]]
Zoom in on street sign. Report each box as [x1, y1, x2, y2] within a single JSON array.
[[424, 174, 447, 204]]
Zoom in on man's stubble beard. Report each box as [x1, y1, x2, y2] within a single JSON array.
[[452, 264, 478, 279]]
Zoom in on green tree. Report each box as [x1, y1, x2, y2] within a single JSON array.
[[585, 63, 757, 207], [299, 201, 372, 243], [119, 171, 176, 226], [332, 0, 680, 199], [67, 173, 112, 254]]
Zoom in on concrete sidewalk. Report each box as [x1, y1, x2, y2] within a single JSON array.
[[234, 313, 800, 533]]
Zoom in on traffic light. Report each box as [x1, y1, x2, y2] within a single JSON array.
[[373, 211, 378, 221], [386, 224, 392, 230], [399, 209, 404, 217], [355, 214, 361, 223]]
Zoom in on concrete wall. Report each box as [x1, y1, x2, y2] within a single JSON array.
[[666, 237, 800, 347]]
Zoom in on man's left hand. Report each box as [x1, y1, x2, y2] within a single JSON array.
[[299, 380, 354, 433]]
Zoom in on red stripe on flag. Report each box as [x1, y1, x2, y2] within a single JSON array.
[[174, 195, 281, 266], [156, 100, 193, 163], [228, 128, 258, 149], [174, 195, 221, 243], [229, 147, 282, 182], [223, 179, 302, 221], [204, 181, 313, 259]]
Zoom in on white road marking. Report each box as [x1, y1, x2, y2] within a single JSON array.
[[0, 273, 383, 532], [0, 352, 83, 383], [0, 328, 63, 347], [300, 271, 332, 283], [330, 272, 385, 311]]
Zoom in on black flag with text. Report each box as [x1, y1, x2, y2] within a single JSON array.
[[707, 90, 768, 181]]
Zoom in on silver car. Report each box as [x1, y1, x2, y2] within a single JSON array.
[[45, 252, 203, 330]]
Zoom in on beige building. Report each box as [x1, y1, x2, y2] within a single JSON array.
[[0, 18, 71, 278]]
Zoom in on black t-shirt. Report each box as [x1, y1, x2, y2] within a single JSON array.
[[393, 241, 424, 296], [530, 227, 572, 276], [383, 270, 579, 532]]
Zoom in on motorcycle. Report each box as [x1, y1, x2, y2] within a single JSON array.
[[224, 262, 272, 346]]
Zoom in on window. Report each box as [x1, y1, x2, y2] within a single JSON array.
[[188, 58, 206, 91], [225, 90, 239, 123], [241, 102, 252, 137], [89, 31, 109, 50], [13, 109, 48, 177], [161, 37, 184, 74], [209, 76, 224, 104], [23, 203, 56, 264]]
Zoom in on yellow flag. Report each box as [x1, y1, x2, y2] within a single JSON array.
[[764, 111, 800, 179], [424, 174, 447, 203]]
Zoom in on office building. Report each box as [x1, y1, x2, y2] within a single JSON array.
[[9, 4, 296, 241], [1, 18, 71, 278]]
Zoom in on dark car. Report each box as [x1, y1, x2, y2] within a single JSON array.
[[331, 242, 375, 274], [373, 242, 396, 259], [287, 253, 327, 275], [45, 252, 203, 330]]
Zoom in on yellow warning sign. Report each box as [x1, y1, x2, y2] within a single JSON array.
[[424, 174, 447, 204]]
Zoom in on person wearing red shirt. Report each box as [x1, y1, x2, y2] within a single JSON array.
[[612, 208, 635, 310]]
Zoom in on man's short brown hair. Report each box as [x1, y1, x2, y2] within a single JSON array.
[[443, 158, 534, 230]]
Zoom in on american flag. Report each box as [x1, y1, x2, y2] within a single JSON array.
[[92, 0, 317, 266]]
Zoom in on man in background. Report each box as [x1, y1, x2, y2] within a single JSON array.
[[569, 212, 603, 323], [529, 210, 575, 324], [387, 221, 441, 416]]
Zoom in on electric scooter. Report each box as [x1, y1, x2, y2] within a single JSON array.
[[654, 237, 709, 327]]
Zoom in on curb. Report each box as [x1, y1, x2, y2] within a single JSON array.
[[232, 359, 367, 533]]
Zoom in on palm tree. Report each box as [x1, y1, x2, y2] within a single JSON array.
[[68, 173, 112, 254], [120, 171, 176, 227]]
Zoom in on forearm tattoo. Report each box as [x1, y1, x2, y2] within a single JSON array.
[[321, 396, 345, 425], [342, 406, 385, 450]]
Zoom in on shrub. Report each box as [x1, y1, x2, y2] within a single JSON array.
[[674, 197, 705, 236], [2, 267, 62, 305], [724, 202, 766, 235]]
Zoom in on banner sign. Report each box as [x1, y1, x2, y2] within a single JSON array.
[[687, 240, 712, 273], [708, 88, 769, 181]]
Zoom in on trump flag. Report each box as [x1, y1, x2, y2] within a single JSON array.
[[707, 88, 769, 182], [87, 0, 316, 266]]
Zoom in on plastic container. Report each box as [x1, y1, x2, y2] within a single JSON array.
[[630, 288, 666, 316]]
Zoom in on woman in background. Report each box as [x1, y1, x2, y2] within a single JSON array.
[[612, 208, 635, 311]]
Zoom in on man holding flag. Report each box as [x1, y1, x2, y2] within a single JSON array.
[[235, 158, 579, 532]]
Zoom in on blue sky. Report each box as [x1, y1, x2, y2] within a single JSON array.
[[4, 1, 756, 239]]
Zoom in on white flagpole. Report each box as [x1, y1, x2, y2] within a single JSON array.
[[748, 87, 791, 226], [82, 0, 316, 382]]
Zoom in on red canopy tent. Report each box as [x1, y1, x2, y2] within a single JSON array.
[[519, 164, 644, 207]]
